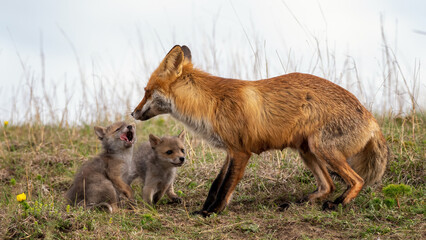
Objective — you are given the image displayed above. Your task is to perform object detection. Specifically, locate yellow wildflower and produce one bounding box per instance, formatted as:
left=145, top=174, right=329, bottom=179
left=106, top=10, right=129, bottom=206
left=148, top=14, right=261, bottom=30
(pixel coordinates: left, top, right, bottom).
left=16, top=193, right=26, bottom=202
left=4, top=121, right=8, bottom=127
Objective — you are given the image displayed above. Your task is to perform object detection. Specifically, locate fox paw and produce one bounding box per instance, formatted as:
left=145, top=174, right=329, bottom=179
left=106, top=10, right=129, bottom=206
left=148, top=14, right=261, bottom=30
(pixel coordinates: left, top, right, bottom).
left=123, top=191, right=133, bottom=200
left=322, top=201, right=338, bottom=211
left=278, top=202, right=290, bottom=211
left=296, top=195, right=310, bottom=204
left=191, top=210, right=211, bottom=218
left=169, top=197, right=183, bottom=204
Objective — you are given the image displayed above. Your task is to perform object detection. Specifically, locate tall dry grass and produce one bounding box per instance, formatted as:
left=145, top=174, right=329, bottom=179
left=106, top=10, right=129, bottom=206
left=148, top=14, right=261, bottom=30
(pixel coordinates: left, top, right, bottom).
left=2, top=19, right=423, bottom=134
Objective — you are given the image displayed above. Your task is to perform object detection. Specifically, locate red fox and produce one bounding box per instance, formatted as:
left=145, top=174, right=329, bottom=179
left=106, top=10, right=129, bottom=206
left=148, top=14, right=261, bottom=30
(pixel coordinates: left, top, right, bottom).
left=131, top=45, right=389, bottom=216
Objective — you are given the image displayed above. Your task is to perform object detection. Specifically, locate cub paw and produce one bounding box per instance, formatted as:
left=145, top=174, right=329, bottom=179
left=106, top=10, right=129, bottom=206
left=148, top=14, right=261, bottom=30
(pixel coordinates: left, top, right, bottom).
left=170, top=197, right=183, bottom=204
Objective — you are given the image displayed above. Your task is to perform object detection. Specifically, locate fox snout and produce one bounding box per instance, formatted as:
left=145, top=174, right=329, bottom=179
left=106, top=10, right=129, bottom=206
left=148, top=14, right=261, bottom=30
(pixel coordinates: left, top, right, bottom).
left=171, top=156, right=185, bottom=167
left=131, top=94, right=150, bottom=121
left=131, top=109, right=152, bottom=121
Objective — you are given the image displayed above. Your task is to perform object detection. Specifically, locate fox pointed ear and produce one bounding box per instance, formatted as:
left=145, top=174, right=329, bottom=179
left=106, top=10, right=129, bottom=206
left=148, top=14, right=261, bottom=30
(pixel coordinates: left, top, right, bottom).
left=160, top=45, right=184, bottom=78
left=181, top=45, right=191, bottom=63
left=178, top=130, right=185, bottom=140
left=149, top=134, right=162, bottom=148
left=94, top=126, right=106, bottom=140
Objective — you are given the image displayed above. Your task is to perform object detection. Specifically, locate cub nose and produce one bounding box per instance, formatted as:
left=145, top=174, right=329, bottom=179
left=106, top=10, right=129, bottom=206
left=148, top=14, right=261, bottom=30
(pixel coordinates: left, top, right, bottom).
left=179, top=157, right=185, bottom=162
left=127, top=125, right=133, bottom=130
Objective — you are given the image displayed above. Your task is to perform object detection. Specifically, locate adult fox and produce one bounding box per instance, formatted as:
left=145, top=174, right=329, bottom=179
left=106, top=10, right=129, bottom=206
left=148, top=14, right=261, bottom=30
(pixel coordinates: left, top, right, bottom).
left=131, top=45, right=388, bottom=216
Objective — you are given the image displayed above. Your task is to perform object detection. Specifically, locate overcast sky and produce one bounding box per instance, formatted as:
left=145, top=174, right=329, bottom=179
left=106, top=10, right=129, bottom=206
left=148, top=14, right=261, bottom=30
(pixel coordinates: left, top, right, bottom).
left=0, top=0, right=425, bottom=122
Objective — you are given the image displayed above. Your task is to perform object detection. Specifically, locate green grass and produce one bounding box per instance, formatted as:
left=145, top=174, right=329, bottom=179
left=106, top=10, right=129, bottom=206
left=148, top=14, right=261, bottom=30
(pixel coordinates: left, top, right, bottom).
left=0, top=114, right=425, bottom=239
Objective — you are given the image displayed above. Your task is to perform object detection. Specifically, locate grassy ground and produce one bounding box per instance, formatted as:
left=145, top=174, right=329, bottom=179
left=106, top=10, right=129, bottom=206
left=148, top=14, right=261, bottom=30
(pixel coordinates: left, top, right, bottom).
left=0, top=114, right=424, bottom=239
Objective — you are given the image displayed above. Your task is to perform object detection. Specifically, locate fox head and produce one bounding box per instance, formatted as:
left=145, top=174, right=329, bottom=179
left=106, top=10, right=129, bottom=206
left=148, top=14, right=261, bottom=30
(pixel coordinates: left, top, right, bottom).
left=94, top=121, right=136, bottom=153
left=131, top=45, right=192, bottom=121
left=149, top=131, right=186, bottom=167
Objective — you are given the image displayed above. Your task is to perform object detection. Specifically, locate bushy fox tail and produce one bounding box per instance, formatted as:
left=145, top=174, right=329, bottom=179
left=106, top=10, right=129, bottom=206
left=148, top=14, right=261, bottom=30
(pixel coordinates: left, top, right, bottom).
left=348, top=130, right=389, bottom=186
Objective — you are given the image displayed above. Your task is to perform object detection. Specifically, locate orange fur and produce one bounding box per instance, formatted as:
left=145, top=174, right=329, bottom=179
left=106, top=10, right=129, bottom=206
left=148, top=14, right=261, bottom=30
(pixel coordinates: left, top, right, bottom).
left=132, top=45, right=389, bottom=214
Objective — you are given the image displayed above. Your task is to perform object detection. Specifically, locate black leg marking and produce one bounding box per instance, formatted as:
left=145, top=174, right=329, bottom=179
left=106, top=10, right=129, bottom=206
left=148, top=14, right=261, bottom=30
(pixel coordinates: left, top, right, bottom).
left=201, top=156, right=231, bottom=211
left=206, top=160, right=235, bottom=213
left=202, top=174, right=223, bottom=209
left=279, top=202, right=290, bottom=211
left=168, top=197, right=182, bottom=204
left=322, top=187, right=349, bottom=211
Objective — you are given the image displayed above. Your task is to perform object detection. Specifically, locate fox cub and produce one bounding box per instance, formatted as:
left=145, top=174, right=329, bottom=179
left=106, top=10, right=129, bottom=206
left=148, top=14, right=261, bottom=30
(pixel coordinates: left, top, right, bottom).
left=123, top=131, right=186, bottom=205
left=65, top=121, right=136, bottom=213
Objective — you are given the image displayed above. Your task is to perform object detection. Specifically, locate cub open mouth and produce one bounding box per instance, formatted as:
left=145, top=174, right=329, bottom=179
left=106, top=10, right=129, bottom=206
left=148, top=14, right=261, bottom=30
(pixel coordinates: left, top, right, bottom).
left=120, top=131, right=134, bottom=143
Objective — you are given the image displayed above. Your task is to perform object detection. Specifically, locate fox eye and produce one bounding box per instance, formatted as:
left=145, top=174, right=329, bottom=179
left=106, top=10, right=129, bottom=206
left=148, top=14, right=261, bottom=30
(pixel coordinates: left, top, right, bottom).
left=166, top=150, right=173, bottom=155
left=114, top=127, right=121, bottom=132
left=181, top=149, right=185, bottom=154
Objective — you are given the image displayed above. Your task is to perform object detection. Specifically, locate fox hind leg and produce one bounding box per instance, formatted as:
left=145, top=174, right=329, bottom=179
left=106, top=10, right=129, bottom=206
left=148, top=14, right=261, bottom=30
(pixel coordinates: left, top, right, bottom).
left=280, top=147, right=336, bottom=210
left=86, top=180, right=119, bottom=213
left=298, top=148, right=335, bottom=203
left=311, top=146, right=364, bottom=210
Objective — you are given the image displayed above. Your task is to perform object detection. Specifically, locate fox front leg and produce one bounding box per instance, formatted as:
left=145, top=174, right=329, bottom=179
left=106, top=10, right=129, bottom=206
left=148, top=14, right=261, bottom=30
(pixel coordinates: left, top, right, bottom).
left=195, top=150, right=251, bottom=217
left=192, top=154, right=231, bottom=216
left=166, top=184, right=182, bottom=204
left=142, top=185, right=155, bottom=205
left=107, top=168, right=134, bottom=200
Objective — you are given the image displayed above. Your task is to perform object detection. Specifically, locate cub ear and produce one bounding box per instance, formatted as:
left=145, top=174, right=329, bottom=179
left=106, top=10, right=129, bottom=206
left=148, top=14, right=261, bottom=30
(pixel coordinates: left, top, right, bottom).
left=160, top=45, right=184, bottom=78
left=94, top=126, right=106, bottom=140
left=149, top=134, right=162, bottom=148
left=177, top=130, right=185, bottom=141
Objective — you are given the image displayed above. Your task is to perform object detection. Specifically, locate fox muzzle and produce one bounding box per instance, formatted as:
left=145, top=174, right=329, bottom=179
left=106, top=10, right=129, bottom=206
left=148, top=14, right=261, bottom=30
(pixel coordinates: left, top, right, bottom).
left=131, top=109, right=153, bottom=121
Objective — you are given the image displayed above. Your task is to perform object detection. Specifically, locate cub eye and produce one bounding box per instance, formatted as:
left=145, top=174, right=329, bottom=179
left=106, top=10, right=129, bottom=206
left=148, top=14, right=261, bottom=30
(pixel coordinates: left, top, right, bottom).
left=166, top=150, right=173, bottom=155
left=114, top=127, right=121, bottom=132
left=181, top=149, right=185, bottom=154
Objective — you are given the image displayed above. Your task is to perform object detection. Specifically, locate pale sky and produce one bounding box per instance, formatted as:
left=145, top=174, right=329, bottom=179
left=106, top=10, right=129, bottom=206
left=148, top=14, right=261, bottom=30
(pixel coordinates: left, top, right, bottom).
left=0, top=0, right=425, bottom=123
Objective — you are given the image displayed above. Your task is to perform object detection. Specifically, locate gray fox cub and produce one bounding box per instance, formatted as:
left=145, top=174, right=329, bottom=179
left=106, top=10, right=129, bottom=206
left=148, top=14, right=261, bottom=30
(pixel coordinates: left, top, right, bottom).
left=124, top=131, right=186, bottom=205
left=65, top=121, right=136, bottom=213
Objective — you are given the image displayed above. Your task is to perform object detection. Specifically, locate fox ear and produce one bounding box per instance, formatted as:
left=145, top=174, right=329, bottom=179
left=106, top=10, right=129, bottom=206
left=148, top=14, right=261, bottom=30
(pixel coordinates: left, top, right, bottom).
left=181, top=45, right=191, bottom=63
left=178, top=130, right=185, bottom=140
left=149, top=134, right=162, bottom=147
left=160, top=45, right=184, bottom=78
left=94, top=126, right=106, bottom=140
